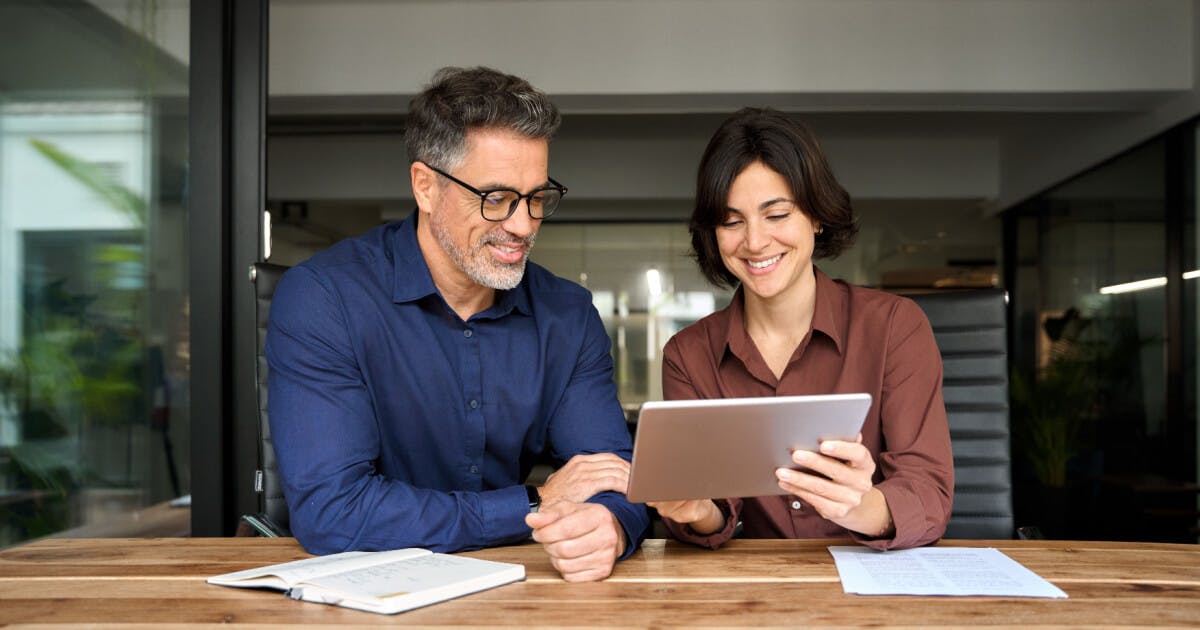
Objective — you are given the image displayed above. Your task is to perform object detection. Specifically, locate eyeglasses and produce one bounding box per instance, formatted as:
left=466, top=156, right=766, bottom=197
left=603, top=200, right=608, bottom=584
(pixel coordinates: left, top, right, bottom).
left=424, top=163, right=567, bottom=222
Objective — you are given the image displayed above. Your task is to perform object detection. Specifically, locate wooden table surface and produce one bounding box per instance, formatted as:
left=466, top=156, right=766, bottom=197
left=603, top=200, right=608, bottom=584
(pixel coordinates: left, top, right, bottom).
left=1, top=537, right=1198, bottom=628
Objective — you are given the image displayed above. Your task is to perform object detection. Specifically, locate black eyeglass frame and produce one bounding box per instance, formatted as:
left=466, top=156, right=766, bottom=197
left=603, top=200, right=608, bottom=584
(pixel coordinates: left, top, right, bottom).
left=424, top=162, right=568, bottom=222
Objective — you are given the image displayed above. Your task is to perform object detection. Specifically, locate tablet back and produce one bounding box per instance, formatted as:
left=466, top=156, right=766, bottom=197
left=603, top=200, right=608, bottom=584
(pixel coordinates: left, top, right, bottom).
left=625, top=393, right=872, bottom=503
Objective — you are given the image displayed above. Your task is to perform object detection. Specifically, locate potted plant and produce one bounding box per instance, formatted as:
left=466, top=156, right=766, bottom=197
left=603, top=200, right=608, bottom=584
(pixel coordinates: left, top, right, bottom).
left=1010, top=308, right=1143, bottom=538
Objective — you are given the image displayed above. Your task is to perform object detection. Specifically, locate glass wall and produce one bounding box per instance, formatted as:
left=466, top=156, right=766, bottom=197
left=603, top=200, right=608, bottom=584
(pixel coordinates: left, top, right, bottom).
left=532, top=223, right=735, bottom=408
left=1007, top=128, right=1198, bottom=543
left=269, top=204, right=1000, bottom=418
left=1191, top=121, right=1199, bottom=535
left=0, top=1, right=190, bottom=546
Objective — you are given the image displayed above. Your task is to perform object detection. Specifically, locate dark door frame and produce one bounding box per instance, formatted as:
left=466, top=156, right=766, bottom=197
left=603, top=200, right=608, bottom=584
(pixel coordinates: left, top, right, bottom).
left=189, top=0, right=266, bottom=536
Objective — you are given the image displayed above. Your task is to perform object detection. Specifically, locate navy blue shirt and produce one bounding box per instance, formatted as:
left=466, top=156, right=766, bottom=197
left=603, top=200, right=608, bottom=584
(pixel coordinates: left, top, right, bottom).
left=266, top=213, right=648, bottom=557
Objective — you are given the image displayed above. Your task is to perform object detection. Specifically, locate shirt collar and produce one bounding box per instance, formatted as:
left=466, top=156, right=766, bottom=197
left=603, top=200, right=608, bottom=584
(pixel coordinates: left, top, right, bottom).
left=811, top=267, right=846, bottom=356
left=719, top=266, right=847, bottom=364
left=390, top=211, right=532, bottom=318
left=391, top=212, right=439, bottom=304
left=490, top=279, right=532, bottom=318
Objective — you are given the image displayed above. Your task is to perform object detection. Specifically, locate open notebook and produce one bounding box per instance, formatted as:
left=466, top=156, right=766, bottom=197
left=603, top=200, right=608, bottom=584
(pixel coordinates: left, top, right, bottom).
left=207, top=548, right=525, bottom=615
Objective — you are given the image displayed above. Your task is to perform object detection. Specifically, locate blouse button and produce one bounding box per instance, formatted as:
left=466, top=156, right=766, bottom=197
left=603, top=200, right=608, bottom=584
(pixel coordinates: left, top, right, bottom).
left=463, top=329, right=473, bottom=338
left=791, top=500, right=803, bottom=510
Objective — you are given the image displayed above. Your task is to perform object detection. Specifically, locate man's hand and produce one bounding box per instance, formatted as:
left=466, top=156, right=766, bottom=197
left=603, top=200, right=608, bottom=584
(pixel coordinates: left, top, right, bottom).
left=646, top=499, right=725, bottom=535
left=526, top=501, right=626, bottom=582
left=538, top=453, right=630, bottom=508
left=775, top=434, right=895, bottom=538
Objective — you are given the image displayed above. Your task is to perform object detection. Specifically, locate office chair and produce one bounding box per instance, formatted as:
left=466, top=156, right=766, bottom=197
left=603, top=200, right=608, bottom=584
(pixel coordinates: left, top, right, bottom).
left=242, top=262, right=292, bottom=537
left=907, top=290, right=1015, bottom=539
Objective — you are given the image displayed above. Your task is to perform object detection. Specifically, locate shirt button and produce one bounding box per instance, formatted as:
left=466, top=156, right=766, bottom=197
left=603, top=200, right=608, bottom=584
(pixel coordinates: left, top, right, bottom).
left=463, top=329, right=473, bottom=338
left=791, top=500, right=803, bottom=510
left=470, top=465, right=479, bottom=474
left=469, top=399, right=479, bottom=409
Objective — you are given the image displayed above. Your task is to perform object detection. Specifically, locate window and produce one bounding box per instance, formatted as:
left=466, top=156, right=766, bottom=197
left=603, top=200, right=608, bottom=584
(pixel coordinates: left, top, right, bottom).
left=1006, top=129, right=1198, bottom=543
left=0, top=3, right=190, bottom=545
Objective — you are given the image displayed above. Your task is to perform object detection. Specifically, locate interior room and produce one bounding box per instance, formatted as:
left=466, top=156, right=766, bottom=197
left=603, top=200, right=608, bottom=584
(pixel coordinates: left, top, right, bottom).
left=0, top=3, right=1198, bottom=624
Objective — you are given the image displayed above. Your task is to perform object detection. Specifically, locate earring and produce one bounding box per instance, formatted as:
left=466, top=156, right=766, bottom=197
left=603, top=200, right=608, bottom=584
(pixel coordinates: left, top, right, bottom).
left=816, top=224, right=824, bottom=235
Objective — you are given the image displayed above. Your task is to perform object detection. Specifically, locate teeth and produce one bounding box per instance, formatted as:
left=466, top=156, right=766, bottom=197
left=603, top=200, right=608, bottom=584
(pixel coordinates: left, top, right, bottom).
left=748, top=255, right=781, bottom=269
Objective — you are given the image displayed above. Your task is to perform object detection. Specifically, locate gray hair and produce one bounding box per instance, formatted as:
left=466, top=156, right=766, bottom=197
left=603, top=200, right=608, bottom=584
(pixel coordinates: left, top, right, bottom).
left=405, top=66, right=561, bottom=171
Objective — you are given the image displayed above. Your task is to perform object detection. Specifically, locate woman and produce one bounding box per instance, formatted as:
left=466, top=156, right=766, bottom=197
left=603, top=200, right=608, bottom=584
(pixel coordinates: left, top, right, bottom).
left=648, top=108, right=953, bottom=550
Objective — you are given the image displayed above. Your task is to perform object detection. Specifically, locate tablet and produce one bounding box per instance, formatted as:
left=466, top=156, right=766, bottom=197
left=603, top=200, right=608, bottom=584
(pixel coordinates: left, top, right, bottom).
left=625, top=393, right=872, bottom=503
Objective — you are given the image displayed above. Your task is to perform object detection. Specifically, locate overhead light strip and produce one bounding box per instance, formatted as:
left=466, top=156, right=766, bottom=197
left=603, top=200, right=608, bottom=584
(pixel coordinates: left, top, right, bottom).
left=1099, top=270, right=1200, bottom=295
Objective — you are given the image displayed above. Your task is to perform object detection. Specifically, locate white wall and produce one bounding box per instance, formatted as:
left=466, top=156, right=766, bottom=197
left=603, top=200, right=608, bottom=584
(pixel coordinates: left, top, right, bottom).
left=268, top=124, right=999, bottom=203
left=270, top=0, right=1192, bottom=101
left=88, top=0, right=190, bottom=65
left=268, top=0, right=1198, bottom=213
left=997, top=79, right=1200, bottom=211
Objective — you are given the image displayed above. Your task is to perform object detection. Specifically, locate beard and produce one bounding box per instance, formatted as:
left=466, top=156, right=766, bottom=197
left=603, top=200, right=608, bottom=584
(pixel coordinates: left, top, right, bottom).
left=431, top=211, right=536, bottom=291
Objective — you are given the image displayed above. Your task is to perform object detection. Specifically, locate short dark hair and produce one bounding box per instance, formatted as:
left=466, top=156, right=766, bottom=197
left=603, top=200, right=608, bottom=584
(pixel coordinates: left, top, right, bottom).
left=690, top=107, right=858, bottom=288
left=405, top=66, right=561, bottom=170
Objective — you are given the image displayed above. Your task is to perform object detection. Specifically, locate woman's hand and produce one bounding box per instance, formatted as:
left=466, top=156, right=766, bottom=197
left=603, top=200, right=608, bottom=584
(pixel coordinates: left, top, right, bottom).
left=646, top=499, right=725, bottom=535
left=775, top=434, right=894, bottom=538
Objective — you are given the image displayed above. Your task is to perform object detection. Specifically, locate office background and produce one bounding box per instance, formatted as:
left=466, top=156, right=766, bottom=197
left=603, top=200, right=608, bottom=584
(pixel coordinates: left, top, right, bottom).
left=0, top=0, right=1196, bottom=546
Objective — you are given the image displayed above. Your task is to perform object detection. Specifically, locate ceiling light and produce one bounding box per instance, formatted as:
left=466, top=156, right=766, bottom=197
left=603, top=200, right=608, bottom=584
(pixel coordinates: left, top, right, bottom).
left=645, top=269, right=662, bottom=297
left=1099, top=270, right=1200, bottom=295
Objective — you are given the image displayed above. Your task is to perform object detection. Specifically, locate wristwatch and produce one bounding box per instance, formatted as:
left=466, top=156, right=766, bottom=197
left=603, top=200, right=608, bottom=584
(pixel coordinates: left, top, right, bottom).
left=525, top=485, right=541, bottom=513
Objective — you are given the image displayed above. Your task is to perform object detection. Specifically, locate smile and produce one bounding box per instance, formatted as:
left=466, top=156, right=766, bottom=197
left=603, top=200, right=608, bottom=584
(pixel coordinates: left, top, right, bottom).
left=488, top=242, right=528, bottom=264
left=747, top=254, right=782, bottom=269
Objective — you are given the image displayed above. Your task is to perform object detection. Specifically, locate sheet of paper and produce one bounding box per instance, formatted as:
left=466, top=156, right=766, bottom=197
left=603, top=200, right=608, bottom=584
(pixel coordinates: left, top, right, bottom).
left=828, top=546, right=1068, bottom=598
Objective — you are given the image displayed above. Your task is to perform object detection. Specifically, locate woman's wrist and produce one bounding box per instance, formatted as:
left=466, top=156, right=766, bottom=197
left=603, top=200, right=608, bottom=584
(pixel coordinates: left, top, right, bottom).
left=687, top=500, right=726, bottom=535
left=840, top=487, right=894, bottom=538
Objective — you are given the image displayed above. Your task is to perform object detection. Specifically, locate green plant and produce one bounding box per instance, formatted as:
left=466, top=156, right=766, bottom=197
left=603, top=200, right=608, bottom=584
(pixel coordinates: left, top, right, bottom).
left=28, top=140, right=146, bottom=225
left=0, top=140, right=149, bottom=543
left=1010, top=311, right=1143, bottom=488
left=1011, top=357, right=1095, bottom=488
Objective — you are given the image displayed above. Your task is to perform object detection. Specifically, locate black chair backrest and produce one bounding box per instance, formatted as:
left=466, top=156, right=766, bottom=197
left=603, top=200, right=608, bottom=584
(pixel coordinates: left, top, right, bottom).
left=251, top=262, right=291, bottom=535
left=907, top=289, right=1014, bottom=539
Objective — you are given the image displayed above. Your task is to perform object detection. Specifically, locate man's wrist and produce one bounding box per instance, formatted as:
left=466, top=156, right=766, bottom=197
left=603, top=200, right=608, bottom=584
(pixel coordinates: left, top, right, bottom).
left=524, top=485, right=542, bottom=513
left=610, top=510, right=627, bottom=558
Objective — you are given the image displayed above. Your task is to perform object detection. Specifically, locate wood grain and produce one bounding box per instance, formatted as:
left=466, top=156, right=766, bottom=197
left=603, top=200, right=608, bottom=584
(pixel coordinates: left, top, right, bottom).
left=1, top=538, right=1197, bottom=628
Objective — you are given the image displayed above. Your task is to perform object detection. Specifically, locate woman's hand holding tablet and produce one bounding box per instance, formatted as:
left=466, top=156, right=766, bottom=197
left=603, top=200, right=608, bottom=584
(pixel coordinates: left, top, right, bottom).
left=776, top=435, right=895, bottom=538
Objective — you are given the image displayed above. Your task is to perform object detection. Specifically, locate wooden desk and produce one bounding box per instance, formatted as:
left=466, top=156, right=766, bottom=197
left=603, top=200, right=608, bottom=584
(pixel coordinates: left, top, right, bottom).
left=1, top=538, right=1198, bottom=627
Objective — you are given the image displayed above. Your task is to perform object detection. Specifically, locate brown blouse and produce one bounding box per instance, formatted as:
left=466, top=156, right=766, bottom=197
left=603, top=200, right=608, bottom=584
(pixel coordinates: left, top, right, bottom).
left=660, top=268, right=953, bottom=550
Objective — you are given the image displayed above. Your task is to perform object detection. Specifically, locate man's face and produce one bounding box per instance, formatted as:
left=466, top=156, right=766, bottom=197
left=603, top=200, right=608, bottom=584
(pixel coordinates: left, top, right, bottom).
left=428, top=129, right=549, bottom=290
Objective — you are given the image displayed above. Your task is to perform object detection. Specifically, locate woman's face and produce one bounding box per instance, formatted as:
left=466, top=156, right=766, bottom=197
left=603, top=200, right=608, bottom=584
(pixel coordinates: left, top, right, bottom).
left=716, top=161, right=820, bottom=302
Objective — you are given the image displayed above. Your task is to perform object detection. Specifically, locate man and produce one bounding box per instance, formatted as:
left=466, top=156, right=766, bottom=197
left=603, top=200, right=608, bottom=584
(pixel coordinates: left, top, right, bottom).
left=266, top=67, right=648, bottom=582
